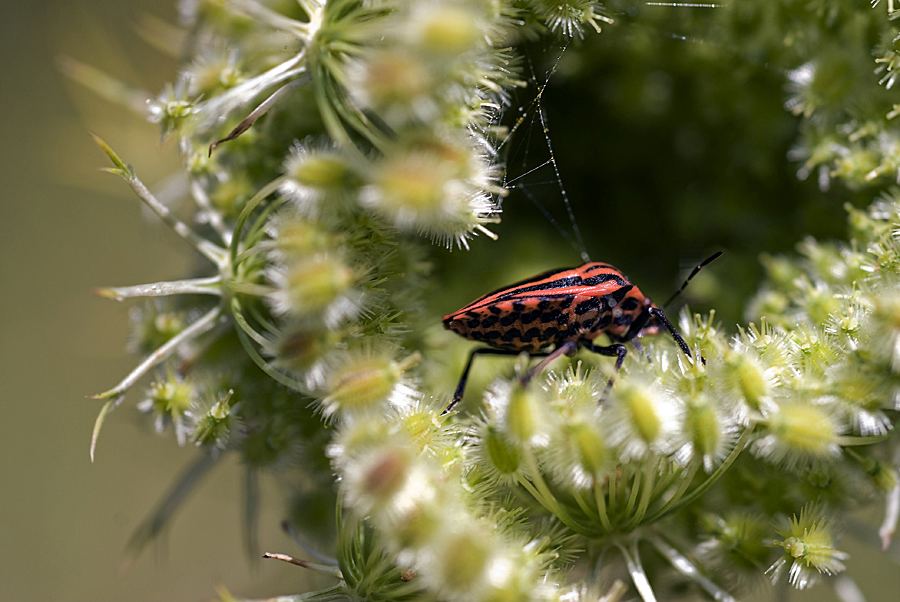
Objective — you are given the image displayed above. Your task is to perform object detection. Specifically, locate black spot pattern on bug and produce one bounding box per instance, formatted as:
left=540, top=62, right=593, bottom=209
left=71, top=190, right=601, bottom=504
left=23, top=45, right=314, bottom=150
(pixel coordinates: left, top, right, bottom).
left=575, top=297, right=602, bottom=315
left=523, top=310, right=542, bottom=324
left=541, top=327, right=559, bottom=341
left=610, top=285, right=633, bottom=303
left=541, top=310, right=562, bottom=324
left=621, top=297, right=640, bottom=311
left=488, top=305, right=502, bottom=315
left=485, top=330, right=501, bottom=340
left=522, top=327, right=540, bottom=341
left=500, top=312, right=521, bottom=327
left=595, top=313, right=612, bottom=329
left=480, top=315, right=499, bottom=328
left=465, top=310, right=479, bottom=318
left=538, top=300, right=551, bottom=310
left=501, top=328, right=522, bottom=342
left=466, top=318, right=480, bottom=328
left=615, top=313, right=634, bottom=327
left=558, top=297, right=573, bottom=310
left=512, top=302, right=525, bottom=312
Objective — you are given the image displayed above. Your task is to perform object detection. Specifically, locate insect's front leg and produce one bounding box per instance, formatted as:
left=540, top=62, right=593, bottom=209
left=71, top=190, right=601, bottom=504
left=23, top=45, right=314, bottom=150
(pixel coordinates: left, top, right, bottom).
left=647, top=307, right=692, bottom=358
left=582, top=341, right=628, bottom=403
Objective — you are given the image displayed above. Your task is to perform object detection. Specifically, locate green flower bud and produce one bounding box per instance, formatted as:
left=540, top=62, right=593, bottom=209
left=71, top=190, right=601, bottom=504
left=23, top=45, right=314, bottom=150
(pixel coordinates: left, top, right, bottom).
left=768, top=505, right=848, bottom=589
left=433, top=525, right=492, bottom=591
left=345, top=445, right=413, bottom=513
left=619, top=382, right=662, bottom=444
left=321, top=353, right=415, bottom=418
left=754, top=402, right=842, bottom=470
left=683, top=394, right=725, bottom=471
left=192, top=390, right=236, bottom=448
left=485, top=425, right=522, bottom=477
left=724, top=350, right=773, bottom=416
left=282, top=145, right=359, bottom=213
left=415, top=4, right=484, bottom=56
left=270, top=255, right=358, bottom=326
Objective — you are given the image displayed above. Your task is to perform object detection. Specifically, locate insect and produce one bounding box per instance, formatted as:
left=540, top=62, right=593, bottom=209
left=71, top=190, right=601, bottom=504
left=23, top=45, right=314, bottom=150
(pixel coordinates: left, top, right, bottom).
left=442, top=252, right=722, bottom=413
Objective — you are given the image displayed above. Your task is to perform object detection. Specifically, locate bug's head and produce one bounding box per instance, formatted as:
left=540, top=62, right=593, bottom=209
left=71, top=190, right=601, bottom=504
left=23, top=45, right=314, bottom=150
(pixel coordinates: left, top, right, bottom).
left=442, top=314, right=468, bottom=336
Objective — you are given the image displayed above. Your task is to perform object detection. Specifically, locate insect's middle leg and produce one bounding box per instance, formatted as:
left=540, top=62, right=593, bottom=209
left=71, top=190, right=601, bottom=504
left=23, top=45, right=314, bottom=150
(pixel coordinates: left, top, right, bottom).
left=582, top=341, right=628, bottom=403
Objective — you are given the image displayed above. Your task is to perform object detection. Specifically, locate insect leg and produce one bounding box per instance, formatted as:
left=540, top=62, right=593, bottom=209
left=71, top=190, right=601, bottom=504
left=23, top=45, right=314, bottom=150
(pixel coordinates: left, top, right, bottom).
left=444, top=348, right=545, bottom=414
left=582, top=341, right=628, bottom=403
left=521, top=340, right=578, bottom=386
left=647, top=307, right=698, bottom=361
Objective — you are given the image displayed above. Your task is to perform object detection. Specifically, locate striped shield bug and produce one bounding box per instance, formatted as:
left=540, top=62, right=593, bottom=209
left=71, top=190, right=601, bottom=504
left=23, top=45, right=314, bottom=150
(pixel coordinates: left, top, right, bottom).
left=442, top=252, right=722, bottom=413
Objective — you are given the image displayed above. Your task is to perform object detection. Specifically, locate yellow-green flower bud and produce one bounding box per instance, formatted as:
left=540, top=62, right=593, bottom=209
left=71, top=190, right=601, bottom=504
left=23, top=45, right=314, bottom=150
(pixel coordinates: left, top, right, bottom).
left=347, top=446, right=412, bottom=512
left=505, top=385, right=541, bottom=443
left=414, top=5, right=484, bottom=56
left=322, top=355, right=408, bottom=417
left=724, top=350, right=773, bottom=415
left=209, top=174, right=253, bottom=218
left=754, top=402, right=841, bottom=470
left=433, top=525, right=492, bottom=591
left=768, top=505, right=848, bottom=589
left=619, top=383, right=662, bottom=445
left=271, top=215, right=338, bottom=260
left=271, top=255, right=357, bottom=325
left=485, top=425, right=522, bottom=476
left=192, top=391, right=235, bottom=448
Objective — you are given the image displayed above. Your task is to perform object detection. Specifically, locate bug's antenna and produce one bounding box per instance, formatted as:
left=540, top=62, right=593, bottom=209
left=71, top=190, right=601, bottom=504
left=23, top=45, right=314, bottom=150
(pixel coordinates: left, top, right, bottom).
left=662, top=251, right=723, bottom=309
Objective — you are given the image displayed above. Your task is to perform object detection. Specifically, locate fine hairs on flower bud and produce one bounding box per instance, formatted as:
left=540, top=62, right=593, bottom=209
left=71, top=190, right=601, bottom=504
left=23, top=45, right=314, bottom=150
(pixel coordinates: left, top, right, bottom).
left=826, top=362, right=892, bottom=436
left=267, top=211, right=340, bottom=263
left=753, top=401, right=843, bottom=471
left=680, top=392, right=739, bottom=472
left=137, top=370, right=196, bottom=446
left=523, top=0, right=613, bottom=37
left=267, top=254, right=360, bottom=328
left=319, top=350, right=419, bottom=419
left=358, top=140, right=501, bottom=249
left=343, top=443, right=414, bottom=515
left=722, top=348, right=777, bottom=419
left=546, top=418, right=608, bottom=490
left=697, top=512, right=774, bottom=592
left=192, top=389, right=238, bottom=449
left=126, top=304, right=186, bottom=354
left=485, top=377, right=548, bottom=446
left=767, top=504, right=848, bottom=589
left=605, top=378, right=678, bottom=461
left=281, top=142, right=359, bottom=216
left=351, top=50, right=434, bottom=125
left=483, top=424, right=524, bottom=479
left=405, top=1, right=489, bottom=58
left=424, top=520, right=495, bottom=596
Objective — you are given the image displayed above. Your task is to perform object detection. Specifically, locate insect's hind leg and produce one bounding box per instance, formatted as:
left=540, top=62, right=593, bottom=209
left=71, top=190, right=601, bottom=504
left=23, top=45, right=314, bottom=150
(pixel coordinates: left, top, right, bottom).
left=521, top=340, right=578, bottom=386
left=444, top=348, right=546, bottom=415
left=582, top=342, right=628, bottom=403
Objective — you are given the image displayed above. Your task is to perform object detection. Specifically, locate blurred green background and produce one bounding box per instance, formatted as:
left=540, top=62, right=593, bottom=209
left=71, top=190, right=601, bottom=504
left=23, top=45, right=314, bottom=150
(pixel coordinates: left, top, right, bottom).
left=1, top=1, right=896, bottom=601
left=0, top=2, right=329, bottom=600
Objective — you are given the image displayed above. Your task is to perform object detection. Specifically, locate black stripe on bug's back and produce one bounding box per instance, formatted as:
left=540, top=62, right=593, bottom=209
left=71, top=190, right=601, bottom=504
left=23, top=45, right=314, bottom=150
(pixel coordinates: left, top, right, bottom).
left=500, top=272, right=628, bottom=299
left=582, top=263, right=617, bottom=274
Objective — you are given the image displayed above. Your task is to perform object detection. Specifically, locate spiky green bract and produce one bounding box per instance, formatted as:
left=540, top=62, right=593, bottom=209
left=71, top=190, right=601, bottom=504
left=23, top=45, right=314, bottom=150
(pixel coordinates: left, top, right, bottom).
left=768, top=505, right=848, bottom=589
